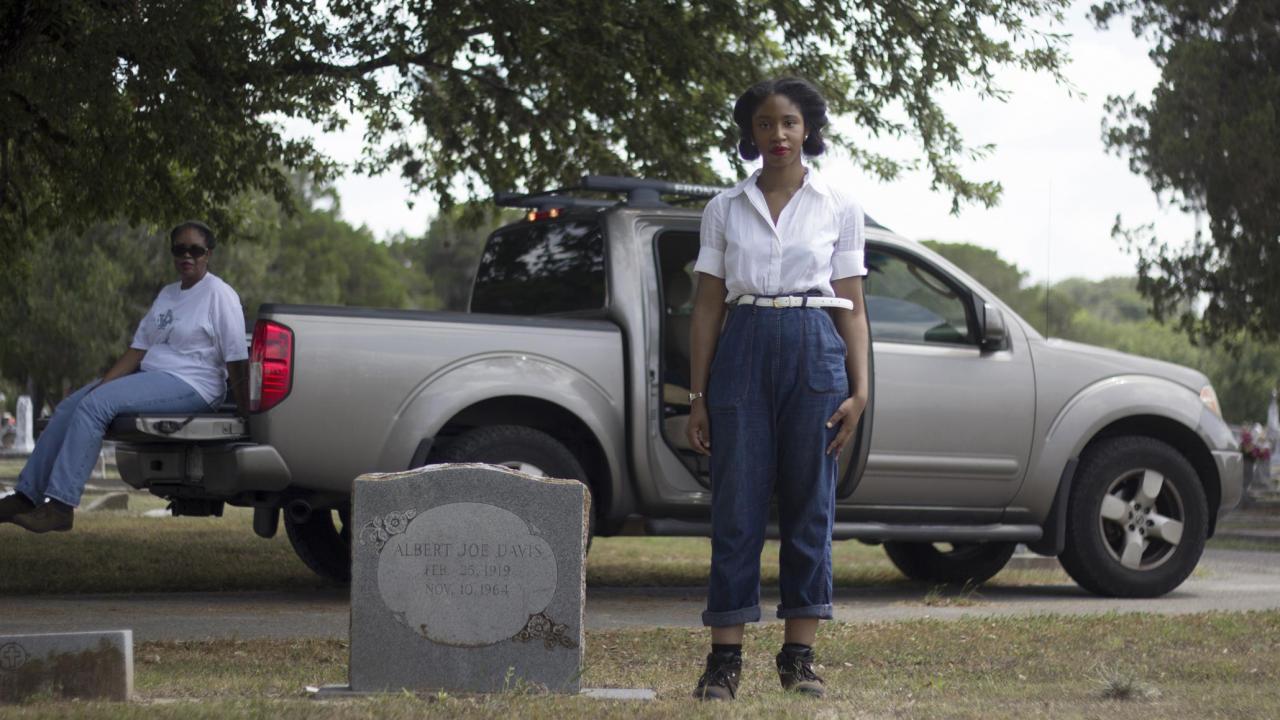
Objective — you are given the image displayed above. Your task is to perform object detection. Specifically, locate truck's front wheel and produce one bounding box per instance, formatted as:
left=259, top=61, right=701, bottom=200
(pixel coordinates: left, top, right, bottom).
left=285, top=504, right=352, bottom=583
left=1058, top=436, right=1208, bottom=598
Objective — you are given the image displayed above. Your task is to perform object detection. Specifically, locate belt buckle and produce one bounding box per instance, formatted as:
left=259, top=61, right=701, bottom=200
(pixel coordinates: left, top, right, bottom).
left=772, top=297, right=787, bottom=308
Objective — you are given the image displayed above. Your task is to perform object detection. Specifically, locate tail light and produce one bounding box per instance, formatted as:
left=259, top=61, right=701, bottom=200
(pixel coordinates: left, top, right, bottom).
left=250, top=319, right=293, bottom=413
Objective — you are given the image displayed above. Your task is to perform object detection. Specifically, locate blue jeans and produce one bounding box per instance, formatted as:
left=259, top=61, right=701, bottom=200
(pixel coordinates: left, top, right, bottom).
left=17, top=372, right=211, bottom=507
left=702, top=305, right=849, bottom=627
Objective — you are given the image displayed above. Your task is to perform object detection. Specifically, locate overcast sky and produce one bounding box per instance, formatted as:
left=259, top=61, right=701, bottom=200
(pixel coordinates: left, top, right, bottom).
left=311, top=1, right=1190, bottom=284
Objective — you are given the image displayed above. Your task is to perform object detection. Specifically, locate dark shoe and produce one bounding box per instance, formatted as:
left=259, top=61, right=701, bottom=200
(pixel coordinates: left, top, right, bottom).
left=0, top=493, right=36, bottom=522
left=777, top=647, right=825, bottom=697
left=11, top=502, right=74, bottom=533
left=692, top=651, right=741, bottom=701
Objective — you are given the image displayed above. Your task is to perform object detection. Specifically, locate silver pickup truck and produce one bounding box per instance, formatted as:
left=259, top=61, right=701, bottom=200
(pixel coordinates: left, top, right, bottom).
left=110, top=176, right=1242, bottom=598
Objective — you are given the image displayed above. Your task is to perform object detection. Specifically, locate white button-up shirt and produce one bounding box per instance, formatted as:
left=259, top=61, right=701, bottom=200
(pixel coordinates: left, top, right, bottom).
left=693, top=165, right=867, bottom=300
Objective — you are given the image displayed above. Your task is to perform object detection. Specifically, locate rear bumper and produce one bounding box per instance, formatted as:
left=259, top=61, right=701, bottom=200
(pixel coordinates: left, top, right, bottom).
left=115, top=443, right=292, bottom=497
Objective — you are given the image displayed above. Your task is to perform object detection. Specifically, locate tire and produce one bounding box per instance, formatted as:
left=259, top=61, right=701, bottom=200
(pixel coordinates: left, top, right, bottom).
left=285, top=503, right=352, bottom=583
left=883, top=541, right=1016, bottom=584
left=1058, top=436, right=1208, bottom=598
left=437, top=425, right=595, bottom=540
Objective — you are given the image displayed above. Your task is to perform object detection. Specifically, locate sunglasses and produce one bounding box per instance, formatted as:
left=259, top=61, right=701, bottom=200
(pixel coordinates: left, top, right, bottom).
left=171, top=244, right=209, bottom=259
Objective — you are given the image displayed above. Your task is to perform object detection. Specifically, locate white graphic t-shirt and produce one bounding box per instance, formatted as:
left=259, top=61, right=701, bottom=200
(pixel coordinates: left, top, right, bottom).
left=131, top=273, right=249, bottom=405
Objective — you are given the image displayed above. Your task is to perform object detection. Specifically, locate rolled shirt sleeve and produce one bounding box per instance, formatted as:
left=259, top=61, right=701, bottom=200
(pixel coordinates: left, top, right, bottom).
left=692, top=194, right=727, bottom=278
left=130, top=302, right=156, bottom=351
left=214, top=286, right=249, bottom=363
left=831, top=195, right=867, bottom=279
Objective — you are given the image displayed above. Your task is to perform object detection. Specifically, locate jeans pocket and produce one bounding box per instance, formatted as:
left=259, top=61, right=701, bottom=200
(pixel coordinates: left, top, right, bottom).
left=707, top=309, right=754, bottom=410
left=805, top=311, right=849, bottom=395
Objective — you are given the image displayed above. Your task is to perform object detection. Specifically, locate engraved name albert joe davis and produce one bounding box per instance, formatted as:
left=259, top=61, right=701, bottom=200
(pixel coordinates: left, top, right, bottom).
left=363, top=501, right=572, bottom=648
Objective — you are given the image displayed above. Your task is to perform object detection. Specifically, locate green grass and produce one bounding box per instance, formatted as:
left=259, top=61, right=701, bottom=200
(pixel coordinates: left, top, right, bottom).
left=0, top=501, right=1072, bottom=595
left=1207, top=536, right=1280, bottom=552
left=1, top=611, right=1278, bottom=717
left=0, top=457, right=28, bottom=478
left=0, top=497, right=334, bottom=595
left=0, top=458, right=121, bottom=484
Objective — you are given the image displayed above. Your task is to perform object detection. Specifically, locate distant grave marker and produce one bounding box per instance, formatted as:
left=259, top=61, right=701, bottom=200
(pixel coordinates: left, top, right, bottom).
left=14, top=396, right=34, bottom=453
left=0, top=630, right=133, bottom=703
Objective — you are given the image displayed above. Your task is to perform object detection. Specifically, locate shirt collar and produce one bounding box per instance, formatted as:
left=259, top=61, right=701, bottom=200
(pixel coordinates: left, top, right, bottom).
left=722, top=169, right=760, bottom=198
left=722, top=163, right=832, bottom=198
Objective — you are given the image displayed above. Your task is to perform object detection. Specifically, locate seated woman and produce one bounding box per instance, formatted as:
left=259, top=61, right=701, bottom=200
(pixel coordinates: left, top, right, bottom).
left=0, top=221, right=249, bottom=533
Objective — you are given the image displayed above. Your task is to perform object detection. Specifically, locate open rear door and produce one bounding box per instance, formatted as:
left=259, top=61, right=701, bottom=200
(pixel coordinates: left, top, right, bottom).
left=837, top=284, right=874, bottom=498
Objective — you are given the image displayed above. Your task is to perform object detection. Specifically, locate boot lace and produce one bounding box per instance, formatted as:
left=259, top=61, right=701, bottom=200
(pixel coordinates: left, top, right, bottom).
left=781, top=654, right=823, bottom=683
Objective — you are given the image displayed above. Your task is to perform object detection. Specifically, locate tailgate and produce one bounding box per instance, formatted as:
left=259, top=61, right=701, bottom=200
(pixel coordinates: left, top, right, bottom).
left=107, top=413, right=247, bottom=443
left=110, top=412, right=289, bottom=496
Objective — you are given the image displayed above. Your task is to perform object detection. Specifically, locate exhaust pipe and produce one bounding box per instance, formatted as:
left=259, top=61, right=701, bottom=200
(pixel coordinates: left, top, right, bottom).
left=286, top=499, right=313, bottom=525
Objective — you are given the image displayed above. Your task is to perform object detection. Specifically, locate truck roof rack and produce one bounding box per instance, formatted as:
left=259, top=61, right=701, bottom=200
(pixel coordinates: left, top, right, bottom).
left=495, top=175, right=727, bottom=211
left=494, top=173, right=887, bottom=229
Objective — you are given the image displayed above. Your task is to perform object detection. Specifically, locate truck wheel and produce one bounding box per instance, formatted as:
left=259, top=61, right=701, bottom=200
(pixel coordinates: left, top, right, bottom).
left=285, top=504, right=352, bottom=584
left=883, top=541, right=1016, bottom=584
left=438, top=425, right=595, bottom=541
left=1058, top=436, right=1208, bottom=598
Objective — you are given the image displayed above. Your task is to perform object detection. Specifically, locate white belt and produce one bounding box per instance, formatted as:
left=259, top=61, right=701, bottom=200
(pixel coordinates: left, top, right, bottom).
left=734, top=294, right=854, bottom=310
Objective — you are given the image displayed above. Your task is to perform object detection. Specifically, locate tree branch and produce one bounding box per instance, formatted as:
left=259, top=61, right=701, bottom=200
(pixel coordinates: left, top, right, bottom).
left=7, top=90, right=75, bottom=147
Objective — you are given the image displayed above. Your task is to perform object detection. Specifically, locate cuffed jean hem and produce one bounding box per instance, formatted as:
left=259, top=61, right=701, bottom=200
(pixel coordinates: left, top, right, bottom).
left=42, top=489, right=80, bottom=507
left=701, top=606, right=762, bottom=627
left=776, top=603, right=834, bottom=620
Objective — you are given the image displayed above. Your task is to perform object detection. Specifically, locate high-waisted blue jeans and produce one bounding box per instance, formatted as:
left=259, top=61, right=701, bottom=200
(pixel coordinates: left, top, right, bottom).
left=702, top=304, right=848, bottom=627
left=16, top=372, right=211, bottom=507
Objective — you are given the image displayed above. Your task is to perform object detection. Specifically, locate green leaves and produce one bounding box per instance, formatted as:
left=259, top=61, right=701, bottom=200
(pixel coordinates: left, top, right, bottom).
left=1095, top=0, right=1280, bottom=342
left=1, top=0, right=1072, bottom=262
left=0, top=174, right=437, bottom=402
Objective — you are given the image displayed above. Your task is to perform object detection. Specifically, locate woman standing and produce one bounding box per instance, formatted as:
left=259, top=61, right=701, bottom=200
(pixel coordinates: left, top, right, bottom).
left=0, top=221, right=249, bottom=533
left=686, top=77, right=871, bottom=700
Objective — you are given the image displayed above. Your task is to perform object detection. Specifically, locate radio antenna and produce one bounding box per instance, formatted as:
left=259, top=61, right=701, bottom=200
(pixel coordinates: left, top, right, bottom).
left=1045, top=178, right=1053, bottom=338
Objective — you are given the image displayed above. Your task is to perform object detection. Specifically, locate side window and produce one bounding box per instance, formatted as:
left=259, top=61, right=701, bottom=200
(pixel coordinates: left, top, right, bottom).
left=470, top=220, right=605, bottom=315
left=865, top=249, right=974, bottom=345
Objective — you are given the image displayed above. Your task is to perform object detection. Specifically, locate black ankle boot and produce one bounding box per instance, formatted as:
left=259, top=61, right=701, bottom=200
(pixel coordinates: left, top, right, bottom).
left=692, top=650, right=742, bottom=701
left=0, top=492, right=36, bottom=522
left=777, top=645, right=825, bottom=697
left=11, top=501, right=74, bottom=533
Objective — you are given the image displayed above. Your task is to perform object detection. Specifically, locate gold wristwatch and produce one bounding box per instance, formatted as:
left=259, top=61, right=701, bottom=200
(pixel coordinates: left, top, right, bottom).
left=688, top=391, right=705, bottom=403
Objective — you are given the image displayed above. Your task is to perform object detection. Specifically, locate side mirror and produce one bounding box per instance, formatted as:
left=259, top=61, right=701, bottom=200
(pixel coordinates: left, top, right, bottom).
left=980, top=302, right=1008, bottom=351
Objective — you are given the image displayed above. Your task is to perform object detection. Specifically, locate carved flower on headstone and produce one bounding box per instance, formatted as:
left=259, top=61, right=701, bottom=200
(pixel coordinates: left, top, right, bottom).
left=384, top=510, right=409, bottom=534
left=359, top=509, right=420, bottom=551
left=526, top=613, right=551, bottom=635
left=359, top=524, right=384, bottom=549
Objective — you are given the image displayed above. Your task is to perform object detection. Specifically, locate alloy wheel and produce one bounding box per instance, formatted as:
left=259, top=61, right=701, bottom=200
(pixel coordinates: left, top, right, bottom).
left=1098, top=468, right=1185, bottom=571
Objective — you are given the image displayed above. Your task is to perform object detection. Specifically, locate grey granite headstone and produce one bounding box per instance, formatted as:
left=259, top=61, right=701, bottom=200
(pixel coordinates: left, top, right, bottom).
left=349, top=463, right=588, bottom=694
left=0, top=630, right=133, bottom=703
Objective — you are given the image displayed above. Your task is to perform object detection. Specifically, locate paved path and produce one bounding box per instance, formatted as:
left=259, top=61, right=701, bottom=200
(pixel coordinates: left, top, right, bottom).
left=2, top=549, right=1278, bottom=642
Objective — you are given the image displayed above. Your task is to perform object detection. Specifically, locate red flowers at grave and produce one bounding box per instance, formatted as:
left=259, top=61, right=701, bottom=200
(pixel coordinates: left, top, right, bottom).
left=1240, top=427, right=1272, bottom=462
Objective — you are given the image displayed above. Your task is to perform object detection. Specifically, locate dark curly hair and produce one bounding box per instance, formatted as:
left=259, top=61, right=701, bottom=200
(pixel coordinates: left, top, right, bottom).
left=169, top=220, right=217, bottom=250
left=733, top=77, right=829, bottom=160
